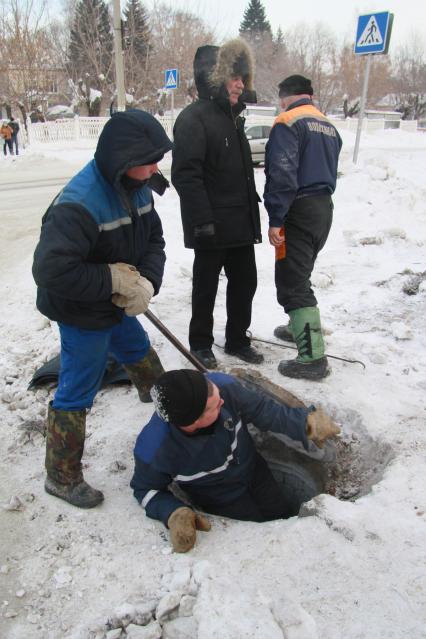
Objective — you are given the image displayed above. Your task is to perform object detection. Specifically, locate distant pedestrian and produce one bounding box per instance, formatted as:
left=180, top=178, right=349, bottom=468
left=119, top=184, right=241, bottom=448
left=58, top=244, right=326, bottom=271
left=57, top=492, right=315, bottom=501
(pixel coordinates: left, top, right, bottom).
left=1, top=122, right=13, bottom=156
left=8, top=117, right=20, bottom=155
left=264, top=75, right=342, bottom=380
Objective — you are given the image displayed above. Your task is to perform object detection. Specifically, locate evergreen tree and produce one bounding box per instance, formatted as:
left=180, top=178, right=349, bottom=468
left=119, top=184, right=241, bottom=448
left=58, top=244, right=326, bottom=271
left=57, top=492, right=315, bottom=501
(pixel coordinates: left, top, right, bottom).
left=123, top=0, right=150, bottom=60
left=239, top=0, right=271, bottom=38
left=275, top=26, right=284, bottom=47
left=68, top=0, right=113, bottom=84
left=273, top=26, right=286, bottom=56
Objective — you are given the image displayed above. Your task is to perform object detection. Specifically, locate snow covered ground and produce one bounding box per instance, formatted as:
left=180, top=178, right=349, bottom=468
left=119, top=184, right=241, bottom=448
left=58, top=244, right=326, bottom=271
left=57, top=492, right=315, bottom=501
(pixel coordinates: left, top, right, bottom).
left=0, top=127, right=425, bottom=639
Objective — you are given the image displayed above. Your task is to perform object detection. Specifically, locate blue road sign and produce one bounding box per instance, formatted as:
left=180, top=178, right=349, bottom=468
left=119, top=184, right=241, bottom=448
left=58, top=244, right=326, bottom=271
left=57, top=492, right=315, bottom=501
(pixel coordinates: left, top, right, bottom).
left=165, top=69, right=179, bottom=89
left=354, top=12, right=393, bottom=55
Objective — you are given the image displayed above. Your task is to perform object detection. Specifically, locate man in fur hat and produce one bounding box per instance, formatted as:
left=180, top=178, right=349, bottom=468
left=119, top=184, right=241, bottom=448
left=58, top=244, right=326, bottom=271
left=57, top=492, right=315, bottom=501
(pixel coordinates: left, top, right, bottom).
left=172, top=39, right=264, bottom=370
left=264, top=75, right=342, bottom=381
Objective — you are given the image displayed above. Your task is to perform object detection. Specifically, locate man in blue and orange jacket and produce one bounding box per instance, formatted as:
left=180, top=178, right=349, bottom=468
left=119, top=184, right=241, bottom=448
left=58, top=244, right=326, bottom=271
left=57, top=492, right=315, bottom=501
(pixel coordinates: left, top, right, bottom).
left=131, top=369, right=340, bottom=552
left=264, top=75, right=342, bottom=381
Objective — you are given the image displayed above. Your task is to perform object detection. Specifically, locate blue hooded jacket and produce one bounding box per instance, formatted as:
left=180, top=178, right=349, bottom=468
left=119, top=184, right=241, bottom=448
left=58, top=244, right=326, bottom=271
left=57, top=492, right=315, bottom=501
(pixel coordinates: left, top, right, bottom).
left=32, top=110, right=172, bottom=329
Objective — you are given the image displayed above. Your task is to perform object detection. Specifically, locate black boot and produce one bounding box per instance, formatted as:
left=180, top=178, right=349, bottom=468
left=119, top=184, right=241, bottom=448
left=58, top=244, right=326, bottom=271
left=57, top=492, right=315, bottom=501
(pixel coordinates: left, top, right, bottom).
left=224, top=344, right=264, bottom=364
left=273, top=323, right=294, bottom=343
left=190, top=349, right=217, bottom=369
left=278, top=357, right=330, bottom=380
left=45, top=477, right=104, bottom=509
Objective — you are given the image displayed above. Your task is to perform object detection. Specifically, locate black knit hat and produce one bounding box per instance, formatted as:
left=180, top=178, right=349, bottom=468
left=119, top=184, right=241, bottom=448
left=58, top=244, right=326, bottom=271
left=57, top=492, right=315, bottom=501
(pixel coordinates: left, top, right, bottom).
left=278, top=75, right=313, bottom=98
left=151, top=370, right=209, bottom=427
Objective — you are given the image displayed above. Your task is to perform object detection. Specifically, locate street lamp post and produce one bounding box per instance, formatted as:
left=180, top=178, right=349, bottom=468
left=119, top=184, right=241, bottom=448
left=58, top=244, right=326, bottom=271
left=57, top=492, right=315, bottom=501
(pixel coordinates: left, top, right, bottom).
left=112, top=0, right=126, bottom=112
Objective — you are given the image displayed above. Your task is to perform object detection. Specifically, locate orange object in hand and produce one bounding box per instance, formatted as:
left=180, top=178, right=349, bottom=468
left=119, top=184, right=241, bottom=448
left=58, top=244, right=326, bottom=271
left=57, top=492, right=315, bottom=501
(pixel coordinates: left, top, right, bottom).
left=275, top=227, right=286, bottom=261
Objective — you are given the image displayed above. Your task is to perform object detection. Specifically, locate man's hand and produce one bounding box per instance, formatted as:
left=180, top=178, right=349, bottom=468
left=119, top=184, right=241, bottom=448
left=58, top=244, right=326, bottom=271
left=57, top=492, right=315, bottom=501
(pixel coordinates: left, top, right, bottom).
left=111, top=277, right=154, bottom=316
left=306, top=408, right=341, bottom=448
left=268, top=227, right=285, bottom=247
left=109, top=263, right=140, bottom=297
left=167, top=506, right=211, bottom=553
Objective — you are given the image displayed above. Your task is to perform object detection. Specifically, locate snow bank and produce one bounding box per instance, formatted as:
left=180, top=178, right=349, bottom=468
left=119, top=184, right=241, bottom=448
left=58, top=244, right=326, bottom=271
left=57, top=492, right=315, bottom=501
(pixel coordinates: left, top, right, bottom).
left=0, top=128, right=425, bottom=638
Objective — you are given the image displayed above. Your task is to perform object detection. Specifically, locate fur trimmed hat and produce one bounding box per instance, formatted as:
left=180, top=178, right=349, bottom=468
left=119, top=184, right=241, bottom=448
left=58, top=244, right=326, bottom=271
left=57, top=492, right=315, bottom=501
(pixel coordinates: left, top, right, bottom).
left=209, top=38, right=254, bottom=92
left=151, top=369, right=209, bottom=427
left=278, top=75, right=313, bottom=98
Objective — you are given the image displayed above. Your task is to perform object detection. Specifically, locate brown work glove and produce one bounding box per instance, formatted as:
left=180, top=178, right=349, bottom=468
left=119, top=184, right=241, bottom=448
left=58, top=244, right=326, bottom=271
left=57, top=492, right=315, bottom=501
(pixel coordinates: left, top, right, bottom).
left=111, top=277, right=154, bottom=316
left=167, top=506, right=211, bottom=553
left=109, top=262, right=140, bottom=297
left=306, top=408, right=341, bottom=448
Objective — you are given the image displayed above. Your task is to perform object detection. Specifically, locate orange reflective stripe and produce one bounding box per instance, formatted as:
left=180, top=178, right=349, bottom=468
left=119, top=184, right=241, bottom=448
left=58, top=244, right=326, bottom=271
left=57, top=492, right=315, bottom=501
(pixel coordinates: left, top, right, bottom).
left=273, top=104, right=331, bottom=128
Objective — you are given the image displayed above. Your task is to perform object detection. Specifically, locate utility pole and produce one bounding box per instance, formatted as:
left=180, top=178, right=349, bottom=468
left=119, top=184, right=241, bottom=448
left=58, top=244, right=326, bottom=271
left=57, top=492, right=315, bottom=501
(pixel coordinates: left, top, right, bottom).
left=112, top=0, right=126, bottom=112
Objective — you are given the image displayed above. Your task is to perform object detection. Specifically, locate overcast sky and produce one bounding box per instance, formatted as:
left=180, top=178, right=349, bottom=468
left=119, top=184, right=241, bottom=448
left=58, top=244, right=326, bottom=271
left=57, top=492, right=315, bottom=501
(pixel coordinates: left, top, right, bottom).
left=144, top=0, right=425, bottom=50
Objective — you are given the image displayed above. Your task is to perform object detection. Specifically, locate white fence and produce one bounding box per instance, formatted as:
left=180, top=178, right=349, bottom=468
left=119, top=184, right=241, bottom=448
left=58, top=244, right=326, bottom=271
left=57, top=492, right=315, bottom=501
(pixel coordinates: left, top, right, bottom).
left=23, top=114, right=421, bottom=146
left=25, top=115, right=174, bottom=145
left=332, top=117, right=419, bottom=133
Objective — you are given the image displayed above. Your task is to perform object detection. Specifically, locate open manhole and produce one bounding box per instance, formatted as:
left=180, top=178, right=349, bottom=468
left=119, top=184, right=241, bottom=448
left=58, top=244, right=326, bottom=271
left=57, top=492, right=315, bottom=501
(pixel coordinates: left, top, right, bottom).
left=233, top=368, right=395, bottom=516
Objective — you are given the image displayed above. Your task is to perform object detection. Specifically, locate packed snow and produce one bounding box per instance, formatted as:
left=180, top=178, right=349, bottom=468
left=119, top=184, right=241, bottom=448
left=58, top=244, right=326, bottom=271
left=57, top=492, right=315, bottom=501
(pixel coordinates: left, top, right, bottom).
left=0, top=126, right=425, bottom=639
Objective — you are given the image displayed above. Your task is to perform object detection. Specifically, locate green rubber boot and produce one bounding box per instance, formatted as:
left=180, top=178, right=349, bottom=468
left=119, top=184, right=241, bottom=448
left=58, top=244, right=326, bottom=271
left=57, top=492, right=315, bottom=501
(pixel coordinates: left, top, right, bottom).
left=123, top=346, right=165, bottom=403
left=45, top=404, right=104, bottom=508
left=278, top=307, right=329, bottom=380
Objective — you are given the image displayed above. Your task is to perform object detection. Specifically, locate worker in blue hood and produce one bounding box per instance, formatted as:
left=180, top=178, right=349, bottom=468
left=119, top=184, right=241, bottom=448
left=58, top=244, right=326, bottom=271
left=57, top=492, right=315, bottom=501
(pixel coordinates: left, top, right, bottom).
left=32, top=110, right=172, bottom=509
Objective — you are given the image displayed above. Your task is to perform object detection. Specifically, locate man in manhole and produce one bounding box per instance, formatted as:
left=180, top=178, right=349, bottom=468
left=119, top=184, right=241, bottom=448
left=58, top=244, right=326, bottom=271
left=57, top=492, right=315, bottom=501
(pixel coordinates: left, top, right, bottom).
left=131, top=369, right=340, bottom=552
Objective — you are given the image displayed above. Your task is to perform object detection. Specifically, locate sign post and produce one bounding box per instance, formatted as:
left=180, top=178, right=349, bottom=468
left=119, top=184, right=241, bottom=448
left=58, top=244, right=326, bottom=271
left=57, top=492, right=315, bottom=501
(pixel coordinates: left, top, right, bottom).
left=164, top=68, right=179, bottom=126
left=353, top=11, right=394, bottom=163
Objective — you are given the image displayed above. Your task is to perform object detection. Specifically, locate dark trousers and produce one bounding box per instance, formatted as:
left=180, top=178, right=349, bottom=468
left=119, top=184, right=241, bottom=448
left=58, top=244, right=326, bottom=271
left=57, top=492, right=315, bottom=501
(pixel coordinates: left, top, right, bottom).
left=190, top=245, right=257, bottom=351
left=3, top=139, right=13, bottom=156
left=12, top=134, right=18, bottom=155
left=202, top=453, right=291, bottom=522
left=275, top=195, right=333, bottom=313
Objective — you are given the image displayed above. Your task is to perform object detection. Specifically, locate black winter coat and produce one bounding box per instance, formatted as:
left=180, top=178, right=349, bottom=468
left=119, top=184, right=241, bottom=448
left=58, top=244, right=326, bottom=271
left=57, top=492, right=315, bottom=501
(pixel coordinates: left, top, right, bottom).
left=32, top=110, right=172, bottom=330
left=171, top=97, right=262, bottom=250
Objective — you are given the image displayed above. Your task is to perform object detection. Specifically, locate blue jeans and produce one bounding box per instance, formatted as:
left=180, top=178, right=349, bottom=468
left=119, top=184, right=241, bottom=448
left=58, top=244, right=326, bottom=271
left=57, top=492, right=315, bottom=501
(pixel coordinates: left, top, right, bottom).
left=53, top=316, right=150, bottom=411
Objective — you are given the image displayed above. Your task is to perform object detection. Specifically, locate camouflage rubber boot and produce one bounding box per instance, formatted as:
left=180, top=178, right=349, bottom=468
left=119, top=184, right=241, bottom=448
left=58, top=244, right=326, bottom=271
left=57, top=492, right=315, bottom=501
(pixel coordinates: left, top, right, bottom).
left=45, top=403, right=104, bottom=508
left=123, top=346, right=165, bottom=403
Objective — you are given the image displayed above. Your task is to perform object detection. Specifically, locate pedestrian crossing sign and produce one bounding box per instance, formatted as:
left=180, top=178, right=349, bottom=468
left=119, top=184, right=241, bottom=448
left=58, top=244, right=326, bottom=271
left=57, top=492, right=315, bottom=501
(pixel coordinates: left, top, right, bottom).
left=354, top=12, right=393, bottom=55
left=165, top=69, right=179, bottom=89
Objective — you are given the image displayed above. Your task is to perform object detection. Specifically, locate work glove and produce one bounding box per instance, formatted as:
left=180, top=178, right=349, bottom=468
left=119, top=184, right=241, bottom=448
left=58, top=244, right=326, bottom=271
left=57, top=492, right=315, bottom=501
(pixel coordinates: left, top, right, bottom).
left=194, top=222, right=216, bottom=248
left=111, top=277, right=154, bottom=316
left=167, top=506, right=211, bottom=553
left=109, top=262, right=140, bottom=297
left=306, top=408, right=341, bottom=448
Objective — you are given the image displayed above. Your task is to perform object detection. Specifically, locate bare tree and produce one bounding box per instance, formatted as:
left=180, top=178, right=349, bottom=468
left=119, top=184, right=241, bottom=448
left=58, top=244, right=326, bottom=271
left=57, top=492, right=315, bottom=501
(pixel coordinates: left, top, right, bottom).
left=121, top=0, right=152, bottom=107
left=278, top=23, right=339, bottom=113
left=391, top=33, right=426, bottom=119
left=0, top=0, right=62, bottom=123
left=147, top=3, right=215, bottom=112
left=238, top=27, right=286, bottom=105
left=338, top=43, right=393, bottom=116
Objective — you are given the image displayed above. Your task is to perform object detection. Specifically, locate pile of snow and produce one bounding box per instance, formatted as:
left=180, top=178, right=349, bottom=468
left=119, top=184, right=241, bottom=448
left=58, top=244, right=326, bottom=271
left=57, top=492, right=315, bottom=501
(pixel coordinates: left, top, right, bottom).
left=46, top=105, right=75, bottom=120
left=0, top=127, right=425, bottom=638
